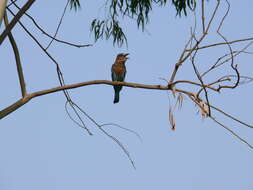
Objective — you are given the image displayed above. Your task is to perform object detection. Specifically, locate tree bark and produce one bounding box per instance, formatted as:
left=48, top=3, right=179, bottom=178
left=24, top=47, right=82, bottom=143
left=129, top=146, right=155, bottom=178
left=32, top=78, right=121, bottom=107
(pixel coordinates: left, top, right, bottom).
left=0, top=0, right=7, bottom=27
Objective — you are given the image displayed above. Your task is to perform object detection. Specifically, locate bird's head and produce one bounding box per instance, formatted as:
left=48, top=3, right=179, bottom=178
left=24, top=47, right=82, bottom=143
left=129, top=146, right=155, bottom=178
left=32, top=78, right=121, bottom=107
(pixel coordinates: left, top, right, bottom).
left=116, top=53, right=129, bottom=63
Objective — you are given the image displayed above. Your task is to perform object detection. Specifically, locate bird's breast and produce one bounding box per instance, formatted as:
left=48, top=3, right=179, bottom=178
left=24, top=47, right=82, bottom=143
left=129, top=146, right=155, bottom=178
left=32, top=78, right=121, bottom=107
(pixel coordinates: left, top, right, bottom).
left=112, top=63, right=126, bottom=76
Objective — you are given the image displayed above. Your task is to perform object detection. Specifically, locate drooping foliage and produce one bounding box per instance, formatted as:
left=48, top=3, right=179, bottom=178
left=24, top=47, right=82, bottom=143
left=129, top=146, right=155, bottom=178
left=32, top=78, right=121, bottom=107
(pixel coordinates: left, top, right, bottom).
left=70, top=0, right=197, bottom=46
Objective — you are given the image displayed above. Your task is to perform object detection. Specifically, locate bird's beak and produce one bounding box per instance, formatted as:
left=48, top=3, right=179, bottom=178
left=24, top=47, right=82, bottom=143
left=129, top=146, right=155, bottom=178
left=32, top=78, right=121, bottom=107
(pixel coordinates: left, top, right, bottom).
left=124, top=53, right=129, bottom=59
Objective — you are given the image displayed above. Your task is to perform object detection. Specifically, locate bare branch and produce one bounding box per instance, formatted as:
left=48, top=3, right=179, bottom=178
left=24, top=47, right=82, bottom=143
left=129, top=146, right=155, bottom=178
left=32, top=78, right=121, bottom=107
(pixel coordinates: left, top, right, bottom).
left=201, top=0, right=205, bottom=33
left=186, top=37, right=253, bottom=51
left=10, top=1, right=92, bottom=48
left=210, top=105, right=253, bottom=129
left=46, top=0, right=69, bottom=50
left=188, top=95, right=253, bottom=149
left=169, top=0, right=221, bottom=84
left=4, top=13, right=27, bottom=97
left=172, top=80, right=217, bottom=91
left=210, top=116, right=253, bottom=149
left=0, top=96, right=31, bottom=119
left=224, top=75, right=253, bottom=85
left=6, top=6, right=137, bottom=168
left=100, top=123, right=142, bottom=142
left=201, top=44, right=253, bottom=78
left=0, top=80, right=196, bottom=119
left=191, top=49, right=211, bottom=116
left=205, top=0, right=220, bottom=33
left=0, top=0, right=7, bottom=26
left=31, top=80, right=174, bottom=97
left=71, top=102, right=136, bottom=169
left=65, top=101, right=93, bottom=135
left=0, top=0, right=36, bottom=45
left=216, top=0, right=239, bottom=90
left=7, top=0, right=18, bottom=8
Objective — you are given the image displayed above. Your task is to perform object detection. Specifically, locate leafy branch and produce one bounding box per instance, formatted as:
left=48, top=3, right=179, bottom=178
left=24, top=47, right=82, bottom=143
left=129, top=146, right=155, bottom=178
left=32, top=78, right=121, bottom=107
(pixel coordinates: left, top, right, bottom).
left=69, top=0, right=198, bottom=46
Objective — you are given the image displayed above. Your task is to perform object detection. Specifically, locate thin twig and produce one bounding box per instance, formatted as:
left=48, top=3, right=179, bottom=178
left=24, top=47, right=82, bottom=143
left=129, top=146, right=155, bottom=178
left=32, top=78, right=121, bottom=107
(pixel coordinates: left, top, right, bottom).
left=188, top=96, right=253, bottom=149
left=188, top=95, right=253, bottom=149
left=46, top=0, right=69, bottom=50
left=190, top=44, right=211, bottom=116
left=209, top=116, right=253, bottom=149
left=7, top=0, right=18, bottom=8
left=201, top=0, right=205, bottom=33
left=210, top=105, right=253, bottom=129
left=0, top=0, right=36, bottom=45
left=216, top=0, right=239, bottom=90
left=72, top=102, right=136, bottom=169
left=7, top=7, right=137, bottom=167
left=100, top=123, right=142, bottom=142
left=171, top=80, right=217, bottom=91
left=186, top=37, right=253, bottom=51
left=169, top=0, right=220, bottom=83
left=6, top=7, right=91, bottom=138
left=201, top=45, right=253, bottom=78
left=205, top=0, right=220, bottom=33
left=223, top=75, right=253, bottom=85
left=201, top=51, right=237, bottom=78
left=10, top=1, right=92, bottom=48
left=65, top=101, right=93, bottom=135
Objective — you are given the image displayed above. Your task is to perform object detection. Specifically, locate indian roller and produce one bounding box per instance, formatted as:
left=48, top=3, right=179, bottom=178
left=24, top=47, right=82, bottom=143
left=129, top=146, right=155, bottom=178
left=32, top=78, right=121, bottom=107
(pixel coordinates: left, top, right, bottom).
left=111, top=53, right=129, bottom=103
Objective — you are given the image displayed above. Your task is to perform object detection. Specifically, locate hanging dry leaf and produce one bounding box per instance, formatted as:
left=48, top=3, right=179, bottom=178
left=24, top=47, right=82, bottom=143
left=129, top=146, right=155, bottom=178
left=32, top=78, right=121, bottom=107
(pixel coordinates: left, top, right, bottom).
left=199, top=99, right=209, bottom=119
left=175, top=93, right=184, bottom=110
left=169, top=107, right=176, bottom=130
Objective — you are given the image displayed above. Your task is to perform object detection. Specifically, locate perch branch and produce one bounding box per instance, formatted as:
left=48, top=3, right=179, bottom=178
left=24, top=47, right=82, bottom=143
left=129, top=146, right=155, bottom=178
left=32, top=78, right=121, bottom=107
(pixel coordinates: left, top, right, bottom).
left=0, top=80, right=196, bottom=119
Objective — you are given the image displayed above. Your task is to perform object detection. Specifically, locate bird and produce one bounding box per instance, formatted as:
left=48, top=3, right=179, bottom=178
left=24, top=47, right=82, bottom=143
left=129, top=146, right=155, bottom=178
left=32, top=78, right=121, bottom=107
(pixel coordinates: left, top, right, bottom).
left=111, top=53, right=129, bottom=103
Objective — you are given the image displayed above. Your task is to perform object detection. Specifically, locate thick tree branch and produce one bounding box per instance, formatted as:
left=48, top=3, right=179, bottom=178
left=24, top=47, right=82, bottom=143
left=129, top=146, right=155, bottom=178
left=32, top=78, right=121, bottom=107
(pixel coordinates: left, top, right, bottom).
left=4, top=12, right=26, bottom=97
left=0, top=0, right=35, bottom=45
left=0, top=80, right=197, bottom=119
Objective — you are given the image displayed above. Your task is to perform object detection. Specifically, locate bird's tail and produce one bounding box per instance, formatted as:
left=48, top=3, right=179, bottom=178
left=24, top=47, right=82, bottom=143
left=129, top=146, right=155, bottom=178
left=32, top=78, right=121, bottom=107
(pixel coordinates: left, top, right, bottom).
left=113, top=89, right=120, bottom=103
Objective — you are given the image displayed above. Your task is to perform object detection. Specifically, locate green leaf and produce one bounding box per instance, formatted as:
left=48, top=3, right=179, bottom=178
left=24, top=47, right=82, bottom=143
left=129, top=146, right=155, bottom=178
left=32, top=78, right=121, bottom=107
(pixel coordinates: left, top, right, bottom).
left=70, top=0, right=81, bottom=11
left=89, top=0, right=199, bottom=46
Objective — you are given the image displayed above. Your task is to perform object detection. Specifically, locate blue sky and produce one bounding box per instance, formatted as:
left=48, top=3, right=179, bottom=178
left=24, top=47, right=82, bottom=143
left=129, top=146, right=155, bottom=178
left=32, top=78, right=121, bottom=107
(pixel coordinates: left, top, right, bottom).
left=1, top=0, right=253, bottom=189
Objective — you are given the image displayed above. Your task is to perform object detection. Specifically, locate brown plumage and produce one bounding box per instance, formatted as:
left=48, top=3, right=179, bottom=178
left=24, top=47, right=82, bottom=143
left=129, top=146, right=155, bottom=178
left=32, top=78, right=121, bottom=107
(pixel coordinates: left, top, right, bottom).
left=111, top=53, right=129, bottom=103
